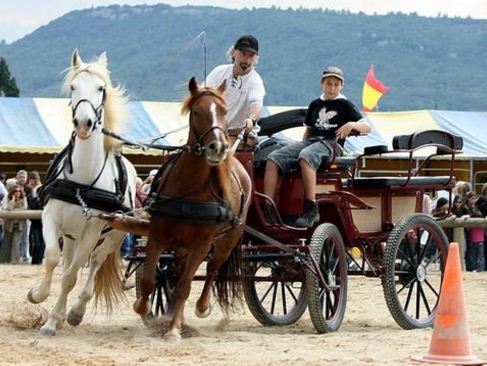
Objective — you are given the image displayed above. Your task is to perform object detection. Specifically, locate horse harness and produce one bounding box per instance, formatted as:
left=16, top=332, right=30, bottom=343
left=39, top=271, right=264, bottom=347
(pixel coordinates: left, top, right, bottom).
left=38, top=137, right=131, bottom=215
left=147, top=153, right=245, bottom=230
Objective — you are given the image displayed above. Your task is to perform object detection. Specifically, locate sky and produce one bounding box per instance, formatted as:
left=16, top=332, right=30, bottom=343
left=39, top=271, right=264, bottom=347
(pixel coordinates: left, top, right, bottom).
left=1, top=0, right=486, bottom=43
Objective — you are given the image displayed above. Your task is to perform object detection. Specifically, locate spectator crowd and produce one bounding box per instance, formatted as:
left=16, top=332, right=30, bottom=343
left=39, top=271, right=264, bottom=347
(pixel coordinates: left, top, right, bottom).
left=0, top=170, right=44, bottom=264
left=428, top=181, right=487, bottom=272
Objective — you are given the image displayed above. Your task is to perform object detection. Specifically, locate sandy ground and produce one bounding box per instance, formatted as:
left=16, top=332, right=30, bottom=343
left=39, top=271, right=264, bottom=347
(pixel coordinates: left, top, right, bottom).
left=0, top=263, right=486, bottom=366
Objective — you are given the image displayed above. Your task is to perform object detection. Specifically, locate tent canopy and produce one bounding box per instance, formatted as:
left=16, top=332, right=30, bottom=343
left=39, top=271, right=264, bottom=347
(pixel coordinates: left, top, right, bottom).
left=0, top=97, right=486, bottom=158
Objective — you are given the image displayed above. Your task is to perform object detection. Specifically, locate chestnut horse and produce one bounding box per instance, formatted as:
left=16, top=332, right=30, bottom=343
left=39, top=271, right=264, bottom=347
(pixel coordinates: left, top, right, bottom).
left=134, top=77, right=252, bottom=342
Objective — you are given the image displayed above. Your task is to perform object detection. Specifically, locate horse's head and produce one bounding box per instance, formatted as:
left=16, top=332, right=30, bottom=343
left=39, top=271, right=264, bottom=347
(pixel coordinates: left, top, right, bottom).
left=64, top=49, right=113, bottom=140
left=182, top=77, right=229, bottom=166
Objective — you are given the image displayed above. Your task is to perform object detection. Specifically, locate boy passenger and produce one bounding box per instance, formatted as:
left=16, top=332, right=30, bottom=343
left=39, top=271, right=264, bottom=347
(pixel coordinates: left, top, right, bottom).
left=263, top=66, right=370, bottom=227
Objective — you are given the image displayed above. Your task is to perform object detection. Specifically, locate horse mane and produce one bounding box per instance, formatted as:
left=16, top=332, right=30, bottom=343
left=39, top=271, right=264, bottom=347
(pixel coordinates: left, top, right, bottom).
left=180, top=85, right=226, bottom=116
left=62, top=59, right=128, bottom=150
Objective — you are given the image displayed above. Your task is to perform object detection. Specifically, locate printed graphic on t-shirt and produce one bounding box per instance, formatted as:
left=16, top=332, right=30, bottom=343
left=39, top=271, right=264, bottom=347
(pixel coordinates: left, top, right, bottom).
left=315, top=107, right=338, bottom=130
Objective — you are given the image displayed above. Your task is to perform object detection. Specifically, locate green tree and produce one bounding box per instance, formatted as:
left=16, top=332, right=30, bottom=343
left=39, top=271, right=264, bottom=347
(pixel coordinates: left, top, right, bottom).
left=0, top=57, right=20, bottom=97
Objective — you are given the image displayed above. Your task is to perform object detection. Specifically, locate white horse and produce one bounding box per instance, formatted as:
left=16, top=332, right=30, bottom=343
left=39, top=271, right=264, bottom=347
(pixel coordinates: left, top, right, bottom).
left=27, top=49, right=137, bottom=336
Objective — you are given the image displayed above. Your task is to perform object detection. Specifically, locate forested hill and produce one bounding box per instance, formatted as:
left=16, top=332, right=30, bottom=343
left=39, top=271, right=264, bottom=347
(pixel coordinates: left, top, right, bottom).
left=0, top=4, right=486, bottom=111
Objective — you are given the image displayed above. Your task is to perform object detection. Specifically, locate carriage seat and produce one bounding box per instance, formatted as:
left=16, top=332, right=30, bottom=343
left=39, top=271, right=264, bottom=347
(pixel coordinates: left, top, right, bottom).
left=351, top=130, right=461, bottom=189
left=317, top=155, right=357, bottom=172
left=351, top=176, right=454, bottom=189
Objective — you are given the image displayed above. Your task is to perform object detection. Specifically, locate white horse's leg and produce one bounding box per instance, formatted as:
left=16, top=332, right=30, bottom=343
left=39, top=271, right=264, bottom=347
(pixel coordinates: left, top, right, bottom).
left=40, top=227, right=101, bottom=336
left=67, top=230, right=125, bottom=326
left=27, top=218, right=62, bottom=304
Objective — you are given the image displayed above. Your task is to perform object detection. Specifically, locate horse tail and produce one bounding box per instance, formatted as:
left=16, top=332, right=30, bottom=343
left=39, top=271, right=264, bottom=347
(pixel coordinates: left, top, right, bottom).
left=212, top=241, right=243, bottom=315
left=93, top=250, right=126, bottom=314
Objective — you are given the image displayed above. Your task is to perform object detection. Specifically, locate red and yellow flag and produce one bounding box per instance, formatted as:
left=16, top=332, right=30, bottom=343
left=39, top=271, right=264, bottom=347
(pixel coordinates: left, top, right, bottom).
left=362, top=65, right=389, bottom=112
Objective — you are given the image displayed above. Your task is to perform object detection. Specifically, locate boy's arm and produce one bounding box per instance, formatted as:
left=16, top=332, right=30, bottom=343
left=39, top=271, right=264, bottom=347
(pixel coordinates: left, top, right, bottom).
left=302, top=127, right=311, bottom=141
left=335, top=119, right=371, bottom=140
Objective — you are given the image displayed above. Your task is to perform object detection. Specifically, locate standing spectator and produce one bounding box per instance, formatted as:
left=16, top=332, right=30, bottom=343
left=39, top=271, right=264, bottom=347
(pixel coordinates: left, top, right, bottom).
left=141, top=169, right=158, bottom=195
left=432, top=197, right=449, bottom=218
left=464, top=191, right=484, bottom=272
left=135, top=177, right=148, bottom=208
left=451, top=195, right=469, bottom=219
left=0, top=172, right=7, bottom=204
left=476, top=183, right=487, bottom=270
left=453, top=181, right=471, bottom=198
left=16, top=170, right=32, bottom=263
left=0, top=185, right=28, bottom=263
left=27, top=171, right=42, bottom=192
left=0, top=172, right=7, bottom=251
left=122, top=177, right=148, bottom=259
left=422, top=193, right=433, bottom=215
left=205, top=34, right=265, bottom=146
left=27, top=171, right=45, bottom=265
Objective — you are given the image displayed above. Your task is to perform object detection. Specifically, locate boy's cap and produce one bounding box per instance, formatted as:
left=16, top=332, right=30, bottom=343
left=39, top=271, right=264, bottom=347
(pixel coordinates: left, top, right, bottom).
left=321, top=66, right=344, bottom=82
left=234, top=35, right=259, bottom=54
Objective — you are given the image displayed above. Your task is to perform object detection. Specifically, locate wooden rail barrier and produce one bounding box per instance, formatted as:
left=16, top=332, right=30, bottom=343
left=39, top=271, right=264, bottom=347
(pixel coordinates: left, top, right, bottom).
left=1, top=210, right=484, bottom=271
left=0, top=210, right=42, bottom=220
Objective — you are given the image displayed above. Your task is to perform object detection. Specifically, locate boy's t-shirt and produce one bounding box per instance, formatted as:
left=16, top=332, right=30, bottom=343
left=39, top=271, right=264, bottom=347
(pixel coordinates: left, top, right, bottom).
left=304, top=96, right=363, bottom=146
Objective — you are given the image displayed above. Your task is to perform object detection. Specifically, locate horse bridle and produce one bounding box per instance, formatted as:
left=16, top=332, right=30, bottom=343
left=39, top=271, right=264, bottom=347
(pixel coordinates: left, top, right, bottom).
left=70, top=80, right=107, bottom=132
left=188, top=91, right=228, bottom=156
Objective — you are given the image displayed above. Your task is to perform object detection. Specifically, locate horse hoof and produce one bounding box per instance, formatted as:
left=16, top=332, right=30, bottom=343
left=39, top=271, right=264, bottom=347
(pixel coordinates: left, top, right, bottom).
left=67, top=310, right=83, bottom=326
left=133, top=298, right=150, bottom=315
left=27, top=288, right=41, bottom=304
left=39, top=326, right=56, bottom=336
left=195, top=304, right=212, bottom=318
left=163, top=332, right=181, bottom=345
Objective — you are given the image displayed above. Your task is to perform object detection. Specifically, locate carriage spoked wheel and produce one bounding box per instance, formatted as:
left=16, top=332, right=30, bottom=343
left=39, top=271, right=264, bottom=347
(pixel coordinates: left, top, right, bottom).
left=305, top=223, right=348, bottom=333
left=242, top=251, right=307, bottom=326
left=135, top=258, right=177, bottom=326
left=382, top=214, right=449, bottom=329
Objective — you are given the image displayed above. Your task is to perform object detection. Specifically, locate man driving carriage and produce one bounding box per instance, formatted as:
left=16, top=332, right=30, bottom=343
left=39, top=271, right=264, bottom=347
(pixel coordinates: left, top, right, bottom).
left=263, top=66, right=371, bottom=228
left=205, top=34, right=265, bottom=146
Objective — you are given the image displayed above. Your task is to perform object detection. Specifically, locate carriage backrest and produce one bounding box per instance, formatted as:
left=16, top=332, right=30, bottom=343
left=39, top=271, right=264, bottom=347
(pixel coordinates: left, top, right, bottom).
left=392, top=130, right=463, bottom=152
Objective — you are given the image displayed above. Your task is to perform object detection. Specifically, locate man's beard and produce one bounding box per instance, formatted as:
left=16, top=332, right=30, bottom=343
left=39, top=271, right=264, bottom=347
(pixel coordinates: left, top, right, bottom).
left=239, top=62, right=251, bottom=72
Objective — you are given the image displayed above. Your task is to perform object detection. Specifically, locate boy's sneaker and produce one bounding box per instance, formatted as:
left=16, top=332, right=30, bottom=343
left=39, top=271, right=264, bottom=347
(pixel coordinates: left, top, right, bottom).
left=295, top=199, right=320, bottom=228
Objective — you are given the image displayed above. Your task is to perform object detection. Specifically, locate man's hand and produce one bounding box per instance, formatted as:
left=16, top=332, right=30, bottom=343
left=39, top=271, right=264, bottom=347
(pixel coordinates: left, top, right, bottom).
left=243, top=118, right=254, bottom=133
left=335, top=122, right=354, bottom=140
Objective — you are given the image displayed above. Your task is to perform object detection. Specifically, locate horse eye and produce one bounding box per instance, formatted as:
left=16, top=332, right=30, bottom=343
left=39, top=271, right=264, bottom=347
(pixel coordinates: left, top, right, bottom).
left=70, top=85, right=75, bottom=91
left=98, top=86, right=105, bottom=92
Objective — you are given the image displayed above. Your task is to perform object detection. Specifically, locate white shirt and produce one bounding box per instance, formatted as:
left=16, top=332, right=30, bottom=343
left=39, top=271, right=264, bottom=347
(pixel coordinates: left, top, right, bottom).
left=205, top=64, right=265, bottom=130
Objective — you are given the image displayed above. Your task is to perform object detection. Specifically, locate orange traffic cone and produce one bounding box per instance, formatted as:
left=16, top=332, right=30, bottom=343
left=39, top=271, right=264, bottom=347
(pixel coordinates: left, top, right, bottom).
left=413, top=242, right=485, bottom=365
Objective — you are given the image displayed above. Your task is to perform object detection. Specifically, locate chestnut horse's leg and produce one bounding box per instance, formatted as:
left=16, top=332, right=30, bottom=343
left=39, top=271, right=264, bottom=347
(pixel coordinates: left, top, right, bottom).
left=133, top=235, right=163, bottom=316
left=195, top=228, right=242, bottom=318
left=165, top=243, right=211, bottom=343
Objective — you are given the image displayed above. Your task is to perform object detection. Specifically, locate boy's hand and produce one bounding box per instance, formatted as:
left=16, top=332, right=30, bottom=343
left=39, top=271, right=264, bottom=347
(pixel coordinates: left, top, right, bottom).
left=336, top=122, right=353, bottom=140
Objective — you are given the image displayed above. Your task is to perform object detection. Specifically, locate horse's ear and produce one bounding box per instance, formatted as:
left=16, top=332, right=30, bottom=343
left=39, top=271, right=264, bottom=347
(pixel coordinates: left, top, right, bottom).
left=217, top=79, right=227, bottom=93
left=71, top=48, right=82, bottom=68
left=98, top=51, right=108, bottom=67
left=189, top=77, right=199, bottom=96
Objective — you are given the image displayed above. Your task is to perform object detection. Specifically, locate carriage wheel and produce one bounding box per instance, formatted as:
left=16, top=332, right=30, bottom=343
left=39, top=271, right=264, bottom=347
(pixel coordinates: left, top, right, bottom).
left=135, top=259, right=177, bottom=326
left=382, top=214, right=449, bottom=329
left=305, top=223, right=348, bottom=333
left=242, top=252, right=307, bottom=326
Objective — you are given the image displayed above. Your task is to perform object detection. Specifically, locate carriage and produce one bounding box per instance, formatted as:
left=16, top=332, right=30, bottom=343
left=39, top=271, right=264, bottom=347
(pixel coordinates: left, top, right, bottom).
left=122, top=109, right=462, bottom=334
left=28, top=51, right=461, bottom=338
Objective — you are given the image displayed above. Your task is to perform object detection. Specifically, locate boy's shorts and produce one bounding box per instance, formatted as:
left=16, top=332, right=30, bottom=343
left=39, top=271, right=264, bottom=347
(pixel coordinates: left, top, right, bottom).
left=267, top=137, right=342, bottom=174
